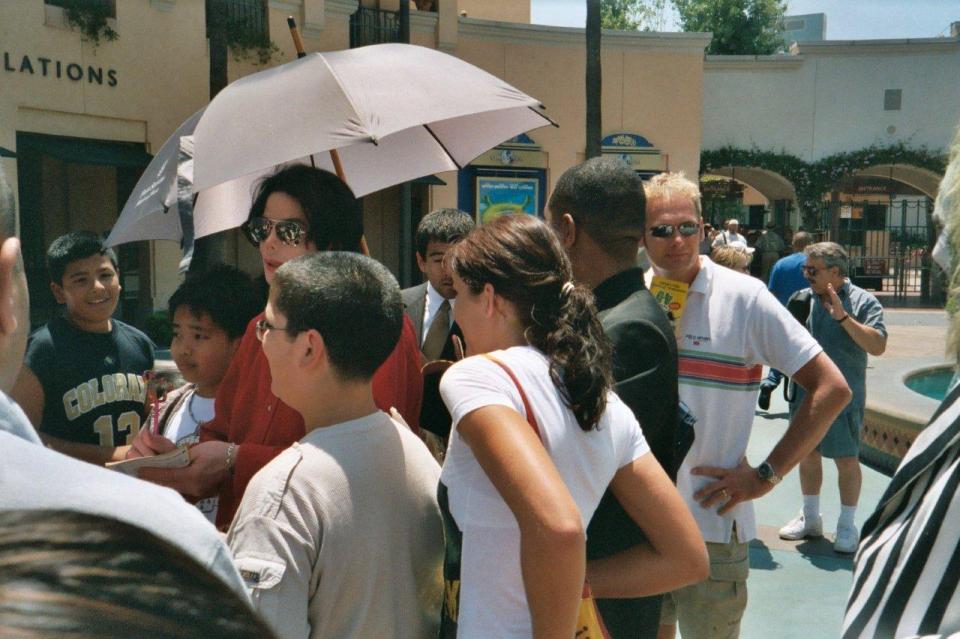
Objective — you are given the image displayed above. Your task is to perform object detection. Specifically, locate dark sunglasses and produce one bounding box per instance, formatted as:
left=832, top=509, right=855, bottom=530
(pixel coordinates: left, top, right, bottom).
left=242, top=217, right=309, bottom=247
left=649, top=221, right=700, bottom=238
left=802, top=266, right=822, bottom=277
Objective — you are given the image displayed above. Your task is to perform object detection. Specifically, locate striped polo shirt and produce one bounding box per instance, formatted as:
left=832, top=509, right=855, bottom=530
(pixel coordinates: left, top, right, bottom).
left=663, top=257, right=822, bottom=544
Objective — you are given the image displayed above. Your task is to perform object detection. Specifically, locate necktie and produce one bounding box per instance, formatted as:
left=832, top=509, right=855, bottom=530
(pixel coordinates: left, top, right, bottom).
left=422, top=299, right=451, bottom=361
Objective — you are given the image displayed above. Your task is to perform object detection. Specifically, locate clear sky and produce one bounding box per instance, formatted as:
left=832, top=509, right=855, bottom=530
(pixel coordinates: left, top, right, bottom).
left=530, top=0, right=959, bottom=40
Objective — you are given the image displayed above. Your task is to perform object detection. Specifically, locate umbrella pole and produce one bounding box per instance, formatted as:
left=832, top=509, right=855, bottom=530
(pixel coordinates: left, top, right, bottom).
left=329, top=149, right=346, bottom=182
left=287, top=17, right=307, bottom=59
left=286, top=17, right=368, bottom=256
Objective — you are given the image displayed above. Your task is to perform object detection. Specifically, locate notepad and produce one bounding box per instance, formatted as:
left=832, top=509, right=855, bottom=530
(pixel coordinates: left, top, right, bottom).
left=107, top=446, right=190, bottom=476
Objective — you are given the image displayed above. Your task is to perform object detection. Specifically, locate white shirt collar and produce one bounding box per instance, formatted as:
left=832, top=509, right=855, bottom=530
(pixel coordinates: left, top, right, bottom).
left=689, top=255, right=714, bottom=295
left=425, top=281, right=454, bottom=311
left=422, top=281, right=455, bottom=346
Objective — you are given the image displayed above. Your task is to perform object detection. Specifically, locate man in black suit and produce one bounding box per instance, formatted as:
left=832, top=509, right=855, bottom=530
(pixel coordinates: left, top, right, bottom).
left=401, top=208, right=474, bottom=438
left=549, top=157, right=680, bottom=639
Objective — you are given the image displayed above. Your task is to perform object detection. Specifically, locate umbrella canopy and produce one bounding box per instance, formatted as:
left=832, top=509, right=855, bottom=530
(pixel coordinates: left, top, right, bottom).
left=109, top=43, right=554, bottom=247
left=190, top=43, right=553, bottom=198
left=105, top=109, right=204, bottom=247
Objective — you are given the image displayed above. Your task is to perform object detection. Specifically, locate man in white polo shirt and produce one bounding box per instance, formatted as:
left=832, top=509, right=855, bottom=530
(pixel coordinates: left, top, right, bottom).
left=643, top=173, right=851, bottom=639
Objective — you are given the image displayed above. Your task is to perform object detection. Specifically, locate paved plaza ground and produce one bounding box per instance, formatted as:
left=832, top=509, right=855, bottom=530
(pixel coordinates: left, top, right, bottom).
left=730, top=308, right=950, bottom=638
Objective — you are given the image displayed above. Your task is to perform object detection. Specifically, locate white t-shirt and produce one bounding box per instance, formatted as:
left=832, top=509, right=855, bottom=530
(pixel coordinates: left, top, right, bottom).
left=161, top=389, right=218, bottom=525
left=163, top=391, right=215, bottom=445
left=660, top=257, right=822, bottom=544
left=713, top=231, right=748, bottom=248
left=439, top=346, right=649, bottom=639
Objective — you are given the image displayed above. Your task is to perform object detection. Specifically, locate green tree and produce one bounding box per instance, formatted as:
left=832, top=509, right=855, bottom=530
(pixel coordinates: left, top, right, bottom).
left=673, top=0, right=786, bottom=54
left=601, top=0, right=668, bottom=31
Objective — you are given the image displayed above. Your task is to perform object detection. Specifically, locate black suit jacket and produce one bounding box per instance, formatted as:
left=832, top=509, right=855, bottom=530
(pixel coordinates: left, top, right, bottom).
left=588, top=268, right=680, bottom=639
left=401, top=282, right=461, bottom=438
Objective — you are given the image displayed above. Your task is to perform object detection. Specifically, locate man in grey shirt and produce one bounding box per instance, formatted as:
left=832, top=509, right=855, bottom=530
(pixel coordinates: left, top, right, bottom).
left=0, top=165, right=247, bottom=598
left=778, top=242, right=887, bottom=554
left=227, top=252, right=443, bottom=639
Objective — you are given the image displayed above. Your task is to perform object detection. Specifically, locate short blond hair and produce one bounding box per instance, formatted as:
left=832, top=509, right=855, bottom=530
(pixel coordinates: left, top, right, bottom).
left=644, top=171, right=702, bottom=218
left=711, top=245, right=753, bottom=271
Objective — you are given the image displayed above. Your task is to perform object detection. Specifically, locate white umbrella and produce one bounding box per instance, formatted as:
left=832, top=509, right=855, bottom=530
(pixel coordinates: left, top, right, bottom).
left=109, top=43, right=554, bottom=246
left=190, top=42, right=553, bottom=199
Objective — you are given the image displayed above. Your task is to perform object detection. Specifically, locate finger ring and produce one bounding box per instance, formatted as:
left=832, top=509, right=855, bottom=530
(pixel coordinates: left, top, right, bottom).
left=720, top=489, right=730, bottom=500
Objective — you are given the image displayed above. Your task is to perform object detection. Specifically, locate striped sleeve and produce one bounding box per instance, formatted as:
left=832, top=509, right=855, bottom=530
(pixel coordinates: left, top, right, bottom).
left=842, top=392, right=960, bottom=638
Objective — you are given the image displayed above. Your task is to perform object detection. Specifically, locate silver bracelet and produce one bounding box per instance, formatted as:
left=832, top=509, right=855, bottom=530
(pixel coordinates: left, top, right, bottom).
left=225, top=443, right=238, bottom=475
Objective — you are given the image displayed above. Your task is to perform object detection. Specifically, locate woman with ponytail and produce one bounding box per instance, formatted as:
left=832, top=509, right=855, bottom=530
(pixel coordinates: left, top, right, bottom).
left=438, top=214, right=706, bottom=638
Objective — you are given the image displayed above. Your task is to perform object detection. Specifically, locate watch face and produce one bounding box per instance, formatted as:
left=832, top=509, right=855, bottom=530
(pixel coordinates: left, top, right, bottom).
left=759, top=462, right=780, bottom=484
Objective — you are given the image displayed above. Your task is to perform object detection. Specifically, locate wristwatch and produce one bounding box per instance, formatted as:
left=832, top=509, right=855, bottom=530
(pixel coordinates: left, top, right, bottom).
left=757, top=460, right=781, bottom=485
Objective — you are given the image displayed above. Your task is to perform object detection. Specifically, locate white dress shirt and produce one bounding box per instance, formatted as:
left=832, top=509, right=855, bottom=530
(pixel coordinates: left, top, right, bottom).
left=421, top=281, right=456, bottom=347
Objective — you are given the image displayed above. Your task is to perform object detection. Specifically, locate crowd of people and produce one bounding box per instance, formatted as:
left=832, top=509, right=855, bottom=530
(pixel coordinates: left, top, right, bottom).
left=0, top=133, right=957, bottom=638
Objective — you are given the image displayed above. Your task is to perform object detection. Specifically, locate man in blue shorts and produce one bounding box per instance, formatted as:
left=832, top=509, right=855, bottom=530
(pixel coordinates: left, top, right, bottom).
left=778, top=242, right=887, bottom=554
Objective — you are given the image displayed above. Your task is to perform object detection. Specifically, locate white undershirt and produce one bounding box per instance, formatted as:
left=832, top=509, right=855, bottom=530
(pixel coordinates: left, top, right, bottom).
left=162, top=390, right=219, bottom=525
left=420, top=281, right=456, bottom=346
left=163, top=391, right=215, bottom=445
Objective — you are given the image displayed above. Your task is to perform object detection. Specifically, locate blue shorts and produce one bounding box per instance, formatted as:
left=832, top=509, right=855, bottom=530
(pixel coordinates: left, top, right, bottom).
left=817, top=410, right=861, bottom=459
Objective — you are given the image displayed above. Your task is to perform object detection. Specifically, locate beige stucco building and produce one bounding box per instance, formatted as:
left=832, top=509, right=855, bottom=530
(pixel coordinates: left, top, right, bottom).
left=0, top=0, right=709, bottom=330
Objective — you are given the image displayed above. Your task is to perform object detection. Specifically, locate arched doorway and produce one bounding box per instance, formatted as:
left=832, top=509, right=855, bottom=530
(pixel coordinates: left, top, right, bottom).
left=701, top=166, right=799, bottom=233
left=818, top=165, right=941, bottom=304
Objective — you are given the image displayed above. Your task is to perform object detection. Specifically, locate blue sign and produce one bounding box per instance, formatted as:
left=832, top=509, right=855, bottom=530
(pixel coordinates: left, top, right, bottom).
left=476, top=177, right=539, bottom=225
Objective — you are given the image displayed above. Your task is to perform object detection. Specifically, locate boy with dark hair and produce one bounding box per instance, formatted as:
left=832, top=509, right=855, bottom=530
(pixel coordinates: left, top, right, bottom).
left=405, top=207, right=474, bottom=359
left=125, top=265, right=262, bottom=524
left=0, top=168, right=247, bottom=596
left=404, top=208, right=474, bottom=440
left=11, top=231, right=155, bottom=465
left=228, top=252, right=443, bottom=639
left=414, top=207, right=475, bottom=262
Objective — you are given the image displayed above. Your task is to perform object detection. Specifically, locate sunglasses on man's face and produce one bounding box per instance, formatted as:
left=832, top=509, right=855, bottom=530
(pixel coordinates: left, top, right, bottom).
left=242, top=217, right=309, bottom=247
left=648, top=221, right=700, bottom=239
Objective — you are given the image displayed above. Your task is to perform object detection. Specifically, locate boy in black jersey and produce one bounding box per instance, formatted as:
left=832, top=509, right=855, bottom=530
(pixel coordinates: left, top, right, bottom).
left=11, top=231, right=154, bottom=465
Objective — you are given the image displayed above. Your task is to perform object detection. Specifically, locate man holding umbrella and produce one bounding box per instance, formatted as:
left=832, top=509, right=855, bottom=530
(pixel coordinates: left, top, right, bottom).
left=130, top=166, right=424, bottom=530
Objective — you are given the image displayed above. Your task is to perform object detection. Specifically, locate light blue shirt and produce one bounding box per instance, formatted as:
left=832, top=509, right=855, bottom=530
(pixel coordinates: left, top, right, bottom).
left=0, top=391, right=249, bottom=600
left=789, top=281, right=886, bottom=420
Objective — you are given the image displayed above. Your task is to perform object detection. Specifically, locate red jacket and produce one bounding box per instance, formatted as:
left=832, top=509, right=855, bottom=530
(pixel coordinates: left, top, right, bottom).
left=200, top=313, right=423, bottom=529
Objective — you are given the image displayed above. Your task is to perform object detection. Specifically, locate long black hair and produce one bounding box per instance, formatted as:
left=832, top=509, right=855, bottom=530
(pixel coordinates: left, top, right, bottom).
left=448, top=214, right=612, bottom=431
left=248, top=164, right=363, bottom=252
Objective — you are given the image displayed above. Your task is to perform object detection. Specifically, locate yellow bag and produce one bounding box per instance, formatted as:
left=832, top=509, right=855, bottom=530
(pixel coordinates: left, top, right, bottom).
left=576, top=582, right=612, bottom=639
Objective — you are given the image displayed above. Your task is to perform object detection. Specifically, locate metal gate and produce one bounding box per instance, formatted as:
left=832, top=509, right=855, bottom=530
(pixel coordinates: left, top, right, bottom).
left=817, top=198, right=939, bottom=303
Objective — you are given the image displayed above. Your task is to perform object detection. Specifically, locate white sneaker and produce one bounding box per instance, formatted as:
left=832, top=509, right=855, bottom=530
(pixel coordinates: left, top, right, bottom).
left=834, top=524, right=860, bottom=554
left=779, top=511, right=824, bottom=540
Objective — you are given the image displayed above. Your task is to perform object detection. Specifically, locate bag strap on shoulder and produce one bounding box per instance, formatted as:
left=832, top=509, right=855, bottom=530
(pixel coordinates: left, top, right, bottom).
left=481, top=353, right=541, bottom=440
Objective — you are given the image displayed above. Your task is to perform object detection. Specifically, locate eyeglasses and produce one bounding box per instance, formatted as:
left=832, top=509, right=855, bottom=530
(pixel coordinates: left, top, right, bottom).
left=255, top=318, right=295, bottom=342
left=648, top=222, right=700, bottom=238
left=802, top=266, right=821, bottom=277
left=243, top=217, right=309, bottom=247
